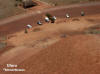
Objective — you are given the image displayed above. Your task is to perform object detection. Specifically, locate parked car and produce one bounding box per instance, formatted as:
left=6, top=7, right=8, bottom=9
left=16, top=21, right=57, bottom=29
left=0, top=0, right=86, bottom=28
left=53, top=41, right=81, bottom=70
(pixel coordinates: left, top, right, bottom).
left=81, top=11, right=85, bottom=16
left=66, top=14, right=70, bottom=18
left=37, top=21, right=42, bottom=25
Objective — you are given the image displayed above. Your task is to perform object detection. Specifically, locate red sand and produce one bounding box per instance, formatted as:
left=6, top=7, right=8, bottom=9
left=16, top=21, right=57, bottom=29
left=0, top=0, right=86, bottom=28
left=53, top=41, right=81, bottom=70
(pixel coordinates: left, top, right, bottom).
left=0, top=2, right=100, bottom=74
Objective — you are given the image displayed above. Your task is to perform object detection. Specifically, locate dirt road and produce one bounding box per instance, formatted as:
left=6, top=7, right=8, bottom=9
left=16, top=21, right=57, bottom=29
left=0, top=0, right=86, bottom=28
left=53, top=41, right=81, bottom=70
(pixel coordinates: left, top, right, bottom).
left=0, top=2, right=100, bottom=35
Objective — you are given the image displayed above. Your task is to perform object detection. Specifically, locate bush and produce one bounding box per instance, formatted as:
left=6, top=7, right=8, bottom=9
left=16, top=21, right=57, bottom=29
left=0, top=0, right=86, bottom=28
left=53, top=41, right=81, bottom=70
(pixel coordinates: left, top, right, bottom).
left=25, top=28, right=28, bottom=33
left=84, top=29, right=100, bottom=34
left=14, top=3, right=18, bottom=7
left=54, top=2, right=58, bottom=6
left=46, top=13, right=52, bottom=19
left=0, top=35, right=7, bottom=49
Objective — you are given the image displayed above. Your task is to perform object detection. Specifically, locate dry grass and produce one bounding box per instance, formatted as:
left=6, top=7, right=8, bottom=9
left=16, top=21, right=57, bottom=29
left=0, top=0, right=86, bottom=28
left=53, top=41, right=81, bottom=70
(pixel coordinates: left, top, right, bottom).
left=0, top=0, right=24, bottom=19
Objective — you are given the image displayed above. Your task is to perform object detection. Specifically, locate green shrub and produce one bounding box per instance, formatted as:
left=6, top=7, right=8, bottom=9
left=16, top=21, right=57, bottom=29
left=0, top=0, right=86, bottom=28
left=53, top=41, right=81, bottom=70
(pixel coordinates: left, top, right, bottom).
left=46, top=13, right=52, bottom=19
left=25, top=28, right=28, bottom=33
left=84, top=29, right=100, bottom=34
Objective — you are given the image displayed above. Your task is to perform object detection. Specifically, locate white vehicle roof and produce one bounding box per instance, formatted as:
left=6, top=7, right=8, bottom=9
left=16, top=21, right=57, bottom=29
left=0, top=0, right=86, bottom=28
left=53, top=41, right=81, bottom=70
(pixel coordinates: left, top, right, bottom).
left=27, top=24, right=32, bottom=28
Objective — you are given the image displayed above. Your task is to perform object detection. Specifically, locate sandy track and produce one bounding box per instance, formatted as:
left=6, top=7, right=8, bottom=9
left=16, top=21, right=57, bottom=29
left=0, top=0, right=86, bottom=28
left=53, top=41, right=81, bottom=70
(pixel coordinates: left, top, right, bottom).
left=0, top=35, right=100, bottom=74
left=17, top=35, right=100, bottom=74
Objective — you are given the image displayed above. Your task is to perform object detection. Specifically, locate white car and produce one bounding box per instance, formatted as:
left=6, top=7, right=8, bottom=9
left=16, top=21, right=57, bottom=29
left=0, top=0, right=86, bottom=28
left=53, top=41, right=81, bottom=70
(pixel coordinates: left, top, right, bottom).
left=53, top=16, right=56, bottom=20
left=66, top=14, right=70, bottom=18
left=45, top=17, right=50, bottom=22
left=26, top=24, right=32, bottom=29
left=37, top=21, right=42, bottom=25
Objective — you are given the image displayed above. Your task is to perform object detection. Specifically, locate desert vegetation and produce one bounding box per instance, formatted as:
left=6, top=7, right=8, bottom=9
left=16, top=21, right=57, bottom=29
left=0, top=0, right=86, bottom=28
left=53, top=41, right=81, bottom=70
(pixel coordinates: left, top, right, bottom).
left=0, top=32, right=7, bottom=49
left=84, top=24, right=100, bottom=34
left=0, top=0, right=24, bottom=19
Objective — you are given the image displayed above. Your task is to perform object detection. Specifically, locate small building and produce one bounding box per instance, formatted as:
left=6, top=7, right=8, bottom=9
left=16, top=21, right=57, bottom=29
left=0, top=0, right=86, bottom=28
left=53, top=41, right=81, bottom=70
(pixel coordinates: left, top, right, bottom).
left=22, top=0, right=37, bottom=8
